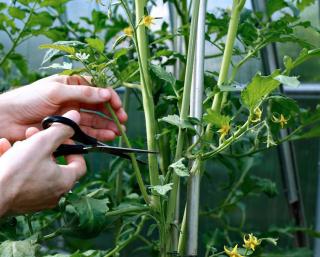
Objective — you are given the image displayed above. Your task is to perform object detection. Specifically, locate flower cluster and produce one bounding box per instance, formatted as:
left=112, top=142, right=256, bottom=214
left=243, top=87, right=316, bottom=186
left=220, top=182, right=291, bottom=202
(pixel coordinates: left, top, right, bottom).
left=224, top=234, right=262, bottom=257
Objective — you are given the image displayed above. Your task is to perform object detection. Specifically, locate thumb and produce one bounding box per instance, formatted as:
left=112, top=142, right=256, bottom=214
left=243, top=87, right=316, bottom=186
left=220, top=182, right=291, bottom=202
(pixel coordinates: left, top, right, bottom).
left=42, top=110, right=81, bottom=152
left=0, top=138, right=11, bottom=157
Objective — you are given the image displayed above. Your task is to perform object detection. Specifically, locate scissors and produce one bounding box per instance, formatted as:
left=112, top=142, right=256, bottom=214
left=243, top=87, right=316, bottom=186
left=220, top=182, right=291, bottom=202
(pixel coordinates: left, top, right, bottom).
left=41, top=115, right=157, bottom=163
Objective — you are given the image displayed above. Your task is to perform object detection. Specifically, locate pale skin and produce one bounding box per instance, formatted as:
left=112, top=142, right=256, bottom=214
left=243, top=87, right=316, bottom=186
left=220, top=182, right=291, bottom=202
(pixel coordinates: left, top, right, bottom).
left=0, top=75, right=127, bottom=217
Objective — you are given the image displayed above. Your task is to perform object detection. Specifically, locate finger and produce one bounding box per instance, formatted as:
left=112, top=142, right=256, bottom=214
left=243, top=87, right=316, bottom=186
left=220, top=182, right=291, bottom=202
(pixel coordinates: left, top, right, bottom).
left=58, top=84, right=112, bottom=105
left=59, top=155, right=87, bottom=189
left=66, top=75, right=92, bottom=86
left=80, top=112, right=120, bottom=134
left=0, top=138, right=11, bottom=156
left=25, top=127, right=40, bottom=139
left=81, top=126, right=116, bottom=141
left=51, top=74, right=92, bottom=86
left=41, top=110, right=81, bottom=152
left=108, top=88, right=122, bottom=110
left=115, top=108, right=128, bottom=124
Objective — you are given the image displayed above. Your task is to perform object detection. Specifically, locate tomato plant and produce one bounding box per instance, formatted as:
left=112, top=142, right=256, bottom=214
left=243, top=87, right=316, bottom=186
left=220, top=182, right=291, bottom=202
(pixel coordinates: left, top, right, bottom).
left=1, top=0, right=320, bottom=256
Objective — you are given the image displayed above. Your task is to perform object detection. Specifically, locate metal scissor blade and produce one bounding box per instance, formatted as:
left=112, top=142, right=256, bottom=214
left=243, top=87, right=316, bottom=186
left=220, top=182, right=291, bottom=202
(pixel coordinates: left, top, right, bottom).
left=91, top=145, right=158, bottom=154
left=85, top=146, right=147, bottom=164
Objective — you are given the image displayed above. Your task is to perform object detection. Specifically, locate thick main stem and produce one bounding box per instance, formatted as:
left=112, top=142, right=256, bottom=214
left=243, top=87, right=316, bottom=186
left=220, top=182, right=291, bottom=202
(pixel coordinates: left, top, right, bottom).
left=205, top=0, right=246, bottom=138
left=134, top=0, right=160, bottom=208
left=166, top=0, right=201, bottom=253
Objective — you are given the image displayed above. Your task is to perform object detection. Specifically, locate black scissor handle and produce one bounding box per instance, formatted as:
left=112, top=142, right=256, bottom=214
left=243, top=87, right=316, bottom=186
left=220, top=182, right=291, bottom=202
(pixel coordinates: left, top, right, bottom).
left=53, top=144, right=89, bottom=157
left=42, top=116, right=98, bottom=145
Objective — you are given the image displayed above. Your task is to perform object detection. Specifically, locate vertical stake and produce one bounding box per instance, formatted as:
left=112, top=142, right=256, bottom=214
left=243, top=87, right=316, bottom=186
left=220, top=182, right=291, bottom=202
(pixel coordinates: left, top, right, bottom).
left=186, top=0, right=207, bottom=256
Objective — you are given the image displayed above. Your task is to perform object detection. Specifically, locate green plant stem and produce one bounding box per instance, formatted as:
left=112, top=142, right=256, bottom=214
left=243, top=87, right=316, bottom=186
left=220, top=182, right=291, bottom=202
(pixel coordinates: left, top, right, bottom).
left=103, top=216, right=146, bottom=257
left=165, top=0, right=201, bottom=253
left=0, top=1, right=38, bottom=67
left=106, top=206, right=150, bottom=217
left=105, top=103, right=150, bottom=205
left=229, top=42, right=266, bottom=83
left=205, top=0, right=246, bottom=139
left=202, top=119, right=250, bottom=160
left=115, top=89, right=130, bottom=205
left=134, top=0, right=160, bottom=209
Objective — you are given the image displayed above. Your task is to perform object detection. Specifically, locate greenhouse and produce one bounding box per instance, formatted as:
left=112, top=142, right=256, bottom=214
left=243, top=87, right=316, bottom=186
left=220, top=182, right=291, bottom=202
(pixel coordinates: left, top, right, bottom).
left=1, top=0, right=320, bottom=256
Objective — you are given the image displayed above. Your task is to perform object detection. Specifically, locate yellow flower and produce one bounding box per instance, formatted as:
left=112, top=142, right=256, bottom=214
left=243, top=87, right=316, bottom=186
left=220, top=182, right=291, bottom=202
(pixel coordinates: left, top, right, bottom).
left=272, top=114, right=289, bottom=128
left=243, top=234, right=261, bottom=251
left=251, top=107, right=262, bottom=123
left=123, top=26, right=133, bottom=37
left=279, top=114, right=288, bottom=128
left=224, top=245, right=243, bottom=257
left=218, top=124, right=230, bottom=140
left=142, top=15, right=155, bottom=27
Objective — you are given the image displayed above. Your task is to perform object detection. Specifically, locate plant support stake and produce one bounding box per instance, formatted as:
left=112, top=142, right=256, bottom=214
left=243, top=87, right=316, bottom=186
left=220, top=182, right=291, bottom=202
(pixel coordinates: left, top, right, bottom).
left=186, top=0, right=207, bottom=255
left=166, top=0, right=201, bottom=252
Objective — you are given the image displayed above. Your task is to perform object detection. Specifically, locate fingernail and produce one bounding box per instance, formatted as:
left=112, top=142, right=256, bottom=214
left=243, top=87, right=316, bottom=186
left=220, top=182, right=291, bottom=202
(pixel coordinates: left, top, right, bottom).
left=99, top=89, right=110, bottom=100
left=120, top=109, right=128, bottom=121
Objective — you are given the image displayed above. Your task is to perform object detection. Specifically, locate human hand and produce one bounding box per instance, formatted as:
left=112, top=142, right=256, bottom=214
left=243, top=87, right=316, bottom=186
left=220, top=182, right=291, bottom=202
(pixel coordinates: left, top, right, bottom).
left=0, top=110, right=86, bottom=216
left=0, top=75, right=127, bottom=142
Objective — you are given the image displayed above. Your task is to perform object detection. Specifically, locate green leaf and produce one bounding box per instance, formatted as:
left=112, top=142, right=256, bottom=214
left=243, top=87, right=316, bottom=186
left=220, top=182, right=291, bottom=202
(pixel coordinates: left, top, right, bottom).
left=85, top=38, right=105, bottom=53
left=0, top=239, right=38, bottom=257
left=150, top=183, right=174, bottom=196
left=60, top=67, right=87, bottom=76
left=203, top=109, right=230, bottom=127
left=41, top=62, right=72, bottom=70
left=241, top=72, right=280, bottom=111
left=274, top=75, right=300, bottom=88
left=39, top=0, right=69, bottom=7
left=63, top=193, right=109, bottom=238
left=255, top=176, right=278, bottom=197
left=114, top=48, right=128, bottom=59
left=40, top=41, right=84, bottom=65
left=29, top=11, right=54, bottom=28
left=8, top=7, right=26, bottom=20
left=292, top=48, right=320, bottom=68
left=159, top=115, right=195, bottom=130
left=0, top=3, right=6, bottom=11
left=295, top=0, right=315, bottom=10
left=268, top=96, right=300, bottom=116
left=9, top=53, right=28, bottom=76
left=39, top=44, right=75, bottom=55
left=151, top=64, right=176, bottom=86
left=267, top=0, right=288, bottom=16
left=169, top=158, right=189, bottom=177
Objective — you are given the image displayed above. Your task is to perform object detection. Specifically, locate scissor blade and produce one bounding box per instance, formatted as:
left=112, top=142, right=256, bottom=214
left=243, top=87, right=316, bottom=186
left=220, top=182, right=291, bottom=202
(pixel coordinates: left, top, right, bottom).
left=88, top=145, right=158, bottom=154
left=85, top=146, right=147, bottom=164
